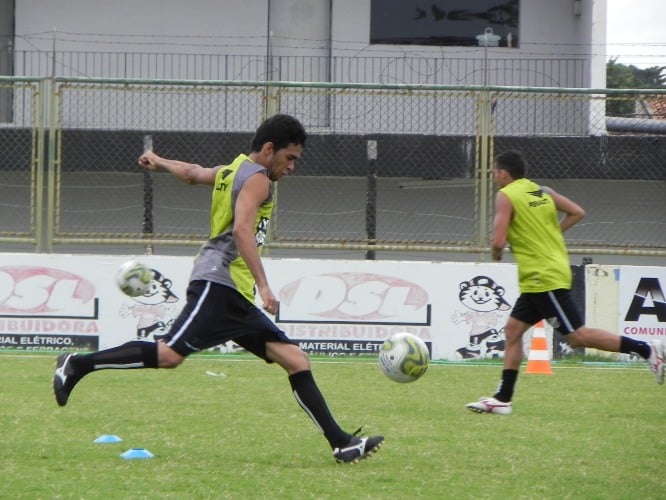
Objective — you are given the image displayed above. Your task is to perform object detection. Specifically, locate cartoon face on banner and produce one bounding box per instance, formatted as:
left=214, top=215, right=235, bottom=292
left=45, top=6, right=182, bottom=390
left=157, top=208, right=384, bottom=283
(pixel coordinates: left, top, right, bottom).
left=452, top=275, right=512, bottom=360
left=118, top=268, right=179, bottom=341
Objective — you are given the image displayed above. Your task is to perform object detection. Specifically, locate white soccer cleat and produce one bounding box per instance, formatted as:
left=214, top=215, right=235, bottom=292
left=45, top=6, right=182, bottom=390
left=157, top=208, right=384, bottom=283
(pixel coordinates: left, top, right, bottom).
left=647, top=341, right=664, bottom=385
left=466, top=396, right=513, bottom=415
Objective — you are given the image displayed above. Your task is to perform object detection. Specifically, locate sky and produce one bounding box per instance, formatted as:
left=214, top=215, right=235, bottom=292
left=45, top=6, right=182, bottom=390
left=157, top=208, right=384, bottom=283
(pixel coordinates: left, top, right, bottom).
left=606, top=0, right=666, bottom=68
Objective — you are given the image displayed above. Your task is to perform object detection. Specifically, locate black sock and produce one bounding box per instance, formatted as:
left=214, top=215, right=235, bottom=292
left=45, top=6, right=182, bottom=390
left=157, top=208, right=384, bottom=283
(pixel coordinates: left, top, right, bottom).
left=289, top=370, right=350, bottom=448
left=72, top=341, right=159, bottom=375
left=494, top=369, right=519, bottom=403
left=619, top=336, right=651, bottom=359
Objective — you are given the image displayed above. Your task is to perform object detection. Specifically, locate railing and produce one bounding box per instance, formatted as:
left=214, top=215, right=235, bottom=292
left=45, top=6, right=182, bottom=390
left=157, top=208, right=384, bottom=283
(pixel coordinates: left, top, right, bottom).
left=0, top=76, right=664, bottom=257
left=12, top=50, right=588, bottom=88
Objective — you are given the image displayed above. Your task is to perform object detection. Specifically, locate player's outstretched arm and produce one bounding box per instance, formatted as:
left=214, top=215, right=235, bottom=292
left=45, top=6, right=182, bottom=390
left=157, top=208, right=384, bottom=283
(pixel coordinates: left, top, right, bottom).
left=138, top=151, right=222, bottom=186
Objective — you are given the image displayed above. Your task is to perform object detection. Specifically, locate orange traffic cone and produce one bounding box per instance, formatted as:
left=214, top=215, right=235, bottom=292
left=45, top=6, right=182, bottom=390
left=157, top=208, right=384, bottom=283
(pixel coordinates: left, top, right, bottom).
left=525, top=320, right=553, bottom=374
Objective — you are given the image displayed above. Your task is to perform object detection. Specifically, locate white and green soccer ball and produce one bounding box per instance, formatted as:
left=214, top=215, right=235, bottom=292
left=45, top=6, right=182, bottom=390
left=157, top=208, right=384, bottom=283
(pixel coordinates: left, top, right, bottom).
left=115, top=260, right=153, bottom=297
left=378, top=332, right=430, bottom=383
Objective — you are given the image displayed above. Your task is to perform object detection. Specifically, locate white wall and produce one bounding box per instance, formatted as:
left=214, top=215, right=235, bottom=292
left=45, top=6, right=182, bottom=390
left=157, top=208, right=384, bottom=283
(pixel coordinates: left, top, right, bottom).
left=15, top=0, right=269, bottom=56
left=15, top=0, right=604, bottom=84
left=12, top=0, right=607, bottom=134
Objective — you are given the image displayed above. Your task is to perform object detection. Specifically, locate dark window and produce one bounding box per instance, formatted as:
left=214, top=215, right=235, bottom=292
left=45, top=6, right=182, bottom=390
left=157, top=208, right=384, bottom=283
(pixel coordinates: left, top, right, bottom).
left=370, top=0, right=519, bottom=48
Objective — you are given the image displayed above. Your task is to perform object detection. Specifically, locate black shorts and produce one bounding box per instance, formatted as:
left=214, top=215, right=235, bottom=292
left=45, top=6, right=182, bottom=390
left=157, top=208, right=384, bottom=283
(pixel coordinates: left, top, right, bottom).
left=510, top=289, right=583, bottom=335
left=162, top=280, right=295, bottom=360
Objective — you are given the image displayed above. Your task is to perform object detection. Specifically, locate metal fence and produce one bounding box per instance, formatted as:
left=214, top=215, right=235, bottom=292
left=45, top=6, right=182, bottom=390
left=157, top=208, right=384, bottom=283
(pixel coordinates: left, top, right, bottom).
left=14, top=51, right=588, bottom=88
left=0, top=76, right=664, bottom=257
left=0, top=78, right=44, bottom=246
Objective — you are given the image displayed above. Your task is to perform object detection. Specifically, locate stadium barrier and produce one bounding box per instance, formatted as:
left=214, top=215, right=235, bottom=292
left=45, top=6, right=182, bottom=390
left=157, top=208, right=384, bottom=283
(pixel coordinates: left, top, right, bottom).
left=0, top=253, right=662, bottom=362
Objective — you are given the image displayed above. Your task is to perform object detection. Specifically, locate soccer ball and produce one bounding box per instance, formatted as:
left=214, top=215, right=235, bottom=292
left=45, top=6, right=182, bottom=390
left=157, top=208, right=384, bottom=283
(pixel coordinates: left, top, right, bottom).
left=115, top=260, right=153, bottom=297
left=378, top=332, right=429, bottom=383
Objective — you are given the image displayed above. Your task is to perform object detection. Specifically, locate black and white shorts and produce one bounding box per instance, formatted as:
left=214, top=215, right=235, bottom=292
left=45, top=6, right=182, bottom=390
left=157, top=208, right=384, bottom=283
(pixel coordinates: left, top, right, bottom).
left=510, top=289, right=584, bottom=335
left=162, top=280, right=295, bottom=360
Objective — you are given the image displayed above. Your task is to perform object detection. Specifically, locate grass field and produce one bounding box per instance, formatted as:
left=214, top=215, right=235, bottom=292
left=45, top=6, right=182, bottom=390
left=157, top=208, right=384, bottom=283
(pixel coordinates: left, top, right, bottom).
left=1, top=353, right=664, bottom=499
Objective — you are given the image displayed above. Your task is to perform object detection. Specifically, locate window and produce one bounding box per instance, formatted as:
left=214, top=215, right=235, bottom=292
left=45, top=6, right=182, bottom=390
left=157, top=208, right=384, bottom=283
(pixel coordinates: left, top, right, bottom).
left=370, top=0, right=519, bottom=48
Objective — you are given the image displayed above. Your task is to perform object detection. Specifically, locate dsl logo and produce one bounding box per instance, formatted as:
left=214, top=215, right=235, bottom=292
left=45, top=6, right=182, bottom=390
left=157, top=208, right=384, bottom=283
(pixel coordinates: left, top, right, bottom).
left=279, top=272, right=430, bottom=323
left=0, top=266, right=96, bottom=315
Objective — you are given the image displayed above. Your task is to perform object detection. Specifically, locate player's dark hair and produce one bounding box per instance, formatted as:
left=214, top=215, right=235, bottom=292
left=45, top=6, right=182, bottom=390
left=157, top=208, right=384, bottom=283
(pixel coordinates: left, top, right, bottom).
left=494, top=150, right=527, bottom=179
left=250, top=114, right=307, bottom=153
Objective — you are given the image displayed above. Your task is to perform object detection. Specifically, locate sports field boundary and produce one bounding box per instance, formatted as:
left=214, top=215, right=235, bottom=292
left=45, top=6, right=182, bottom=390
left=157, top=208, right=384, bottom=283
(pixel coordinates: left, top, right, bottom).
left=2, top=349, right=650, bottom=372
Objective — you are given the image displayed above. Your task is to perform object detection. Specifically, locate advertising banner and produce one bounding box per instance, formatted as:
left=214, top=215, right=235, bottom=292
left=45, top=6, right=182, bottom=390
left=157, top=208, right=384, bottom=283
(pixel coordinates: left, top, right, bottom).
left=268, top=259, right=519, bottom=360
left=618, top=265, right=666, bottom=343
left=0, top=253, right=520, bottom=360
left=0, top=254, right=191, bottom=351
left=3, top=253, right=662, bottom=360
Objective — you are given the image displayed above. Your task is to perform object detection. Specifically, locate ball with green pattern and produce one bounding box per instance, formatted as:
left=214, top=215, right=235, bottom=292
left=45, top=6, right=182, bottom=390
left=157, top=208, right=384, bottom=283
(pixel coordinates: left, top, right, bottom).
left=378, top=332, right=429, bottom=383
left=115, top=260, right=153, bottom=297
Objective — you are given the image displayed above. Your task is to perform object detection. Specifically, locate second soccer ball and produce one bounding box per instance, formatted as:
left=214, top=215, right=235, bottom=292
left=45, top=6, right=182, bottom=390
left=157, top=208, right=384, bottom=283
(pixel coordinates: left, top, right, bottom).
left=115, top=260, right=153, bottom=297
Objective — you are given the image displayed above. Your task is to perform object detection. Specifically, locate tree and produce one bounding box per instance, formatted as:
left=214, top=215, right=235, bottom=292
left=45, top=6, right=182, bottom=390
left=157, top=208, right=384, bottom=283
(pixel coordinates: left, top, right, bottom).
left=606, top=59, right=665, bottom=116
left=636, top=66, right=666, bottom=88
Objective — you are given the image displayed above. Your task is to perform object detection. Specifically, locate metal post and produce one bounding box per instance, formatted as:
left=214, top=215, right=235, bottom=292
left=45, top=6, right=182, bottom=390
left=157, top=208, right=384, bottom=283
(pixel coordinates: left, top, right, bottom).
left=34, top=78, right=47, bottom=252
left=51, top=27, right=56, bottom=79
left=264, top=25, right=280, bottom=119
left=142, top=135, right=154, bottom=255
left=45, top=77, right=58, bottom=253
left=477, top=29, right=492, bottom=261
left=365, top=140, right=378, bottom=260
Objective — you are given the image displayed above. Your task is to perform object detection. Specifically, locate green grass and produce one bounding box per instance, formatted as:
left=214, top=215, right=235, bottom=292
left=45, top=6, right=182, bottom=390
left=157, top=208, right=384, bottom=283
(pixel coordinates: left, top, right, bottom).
left=1, top=353, right=664, bottom=499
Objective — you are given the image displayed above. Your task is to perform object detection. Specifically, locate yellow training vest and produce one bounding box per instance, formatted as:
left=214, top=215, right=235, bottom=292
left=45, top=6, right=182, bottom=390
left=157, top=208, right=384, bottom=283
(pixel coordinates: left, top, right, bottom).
left=190, top=154, right=273, bottom=302
left=500, top=178, right=571, bottom=293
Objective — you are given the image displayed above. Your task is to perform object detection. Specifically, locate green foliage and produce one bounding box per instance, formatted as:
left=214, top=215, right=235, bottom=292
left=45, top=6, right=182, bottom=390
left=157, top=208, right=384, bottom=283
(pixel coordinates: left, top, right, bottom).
left=2, top=353, right=664, bottom=499
left=606, top=58, right=666, bottom=116
left=606, top=58, right=666, bottom=89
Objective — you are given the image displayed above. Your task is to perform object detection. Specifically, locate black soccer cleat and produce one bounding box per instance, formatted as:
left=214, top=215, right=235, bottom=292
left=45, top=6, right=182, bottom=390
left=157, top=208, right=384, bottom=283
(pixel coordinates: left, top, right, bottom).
left=53, top=353, right=82, bottom=406
left=333, top=430, right=384, bottom=464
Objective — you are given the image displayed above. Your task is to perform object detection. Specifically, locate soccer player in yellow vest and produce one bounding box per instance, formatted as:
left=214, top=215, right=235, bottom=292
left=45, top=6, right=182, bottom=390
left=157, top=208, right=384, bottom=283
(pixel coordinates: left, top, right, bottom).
left=467, top=150, right=664, bottom=415
left=53, top=114, right=383, bottom=462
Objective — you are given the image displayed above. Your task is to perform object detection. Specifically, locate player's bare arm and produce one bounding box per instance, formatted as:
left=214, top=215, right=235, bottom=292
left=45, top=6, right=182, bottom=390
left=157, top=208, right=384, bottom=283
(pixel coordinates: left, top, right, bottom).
left=491, top=192, right=513, bottom=261
left=543, top=186, right=586, bottom=232
left=138, top=151, right=223, bottom=186
left=233, top=172, right=279, bottom=314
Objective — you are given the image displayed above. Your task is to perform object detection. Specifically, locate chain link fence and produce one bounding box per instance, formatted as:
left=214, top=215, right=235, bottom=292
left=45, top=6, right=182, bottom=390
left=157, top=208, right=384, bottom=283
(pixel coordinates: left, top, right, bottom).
left=0, top=76, right=664, bottom=256
left=0, top=78, right=43, bottom=246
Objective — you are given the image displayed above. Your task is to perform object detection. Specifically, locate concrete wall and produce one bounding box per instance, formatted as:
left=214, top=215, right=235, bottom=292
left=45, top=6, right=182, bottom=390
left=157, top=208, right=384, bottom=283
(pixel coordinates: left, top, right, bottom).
left=14, top=0, right=604, bottom=86
left=14, top=0, right=269, bottom=56
left=9, top=1, right=607, bottom=134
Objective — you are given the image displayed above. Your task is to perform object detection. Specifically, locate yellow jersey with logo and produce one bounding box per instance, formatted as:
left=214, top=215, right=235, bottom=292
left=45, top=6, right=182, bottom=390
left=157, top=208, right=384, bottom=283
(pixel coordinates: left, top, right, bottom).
left=500, top=178, right=571, bottom=293
left=190, top=154, right=273, bottom=302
